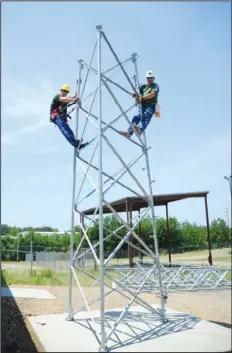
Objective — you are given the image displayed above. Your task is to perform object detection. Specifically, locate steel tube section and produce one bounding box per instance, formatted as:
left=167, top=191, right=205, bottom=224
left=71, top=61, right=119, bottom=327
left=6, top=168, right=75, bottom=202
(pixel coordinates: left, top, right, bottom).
left=77, top=155, right=146, bottom=199
left=101, top=105, right=134, bottom=133
left=81, top=103, right=134, bottom=134
left=75, top=142, right=99, bottom=204
left=80, top=106, right=143, bottom=148
left=96, top=25, right=106, bottom=352
left=76, top=158, right=99, bottom=192
left=103, top=135, right=149, bottom=196
left=81, top=60, right=132, bottom=96
left=165, top=203, right=172, bottom=265
left=204, top=195, right=213, bottom=266
left=104, top=206, right=150, bottom=266
left=72, top=233, right=85, bottom=262
left=71, top=266, right=95, bottom=322
left=102, top=152, right=145, bottom=196
left=80, top=40, right=97, bottom=100
left=72, top=289, right=115, bottom=317
left=104, top=200, right=156, bottom=258
left=103, top=56, right=133, bottom=75
left=75, top=208, right=152, bottom=263
left=74, top=207, right=153, bottom=262
left=132, top=54, right=166, bottom=321
left=73, top=264, right=156, bottom=314
left=101, top=31, right=138, bottom=94
left=67, top=63, right=83, bottom=321
left=80, top=60, right=145, bottom=147
left=80, top=56, right=133, bottom=105
left=105, top=266, right=156, bottom=345
left=79, top=223, right=100, bottom=265
left=100, top=78, right=145, bottom=147
left=105, top=271, right=163, bottom=317
left=80, top=86, right=98, bottom=141
left=73, top=207, right=100, bottom=261
left=80, top=107, right=99, bottom=129
left=100, top=75, right=132, bottom=96
left=76, top=161, right=134, bottom=207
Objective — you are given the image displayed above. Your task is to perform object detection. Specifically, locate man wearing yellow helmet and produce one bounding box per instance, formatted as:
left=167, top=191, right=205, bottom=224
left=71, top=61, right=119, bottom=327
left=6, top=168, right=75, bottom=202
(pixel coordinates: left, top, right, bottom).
left=120, top=70, right=159, bottom=137
left=50, top=85, right=88, bottom=150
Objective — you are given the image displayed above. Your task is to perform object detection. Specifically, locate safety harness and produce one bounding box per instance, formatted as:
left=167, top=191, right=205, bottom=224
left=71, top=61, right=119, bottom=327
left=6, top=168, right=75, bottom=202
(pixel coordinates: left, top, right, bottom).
left=50, top=100, right=78, bottom=123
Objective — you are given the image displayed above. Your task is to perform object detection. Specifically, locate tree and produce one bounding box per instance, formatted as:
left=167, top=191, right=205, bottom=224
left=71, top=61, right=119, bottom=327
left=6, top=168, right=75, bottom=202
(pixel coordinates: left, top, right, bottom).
left=210, top=218, right=231, bottom=246
left=1, top=224, right=12, bottom=235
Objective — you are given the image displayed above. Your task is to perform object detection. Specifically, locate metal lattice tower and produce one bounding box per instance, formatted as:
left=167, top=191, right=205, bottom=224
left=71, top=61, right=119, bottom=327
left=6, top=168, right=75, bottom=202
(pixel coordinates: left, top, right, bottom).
left=66, top=25, right=167, bottom=352
left=65, top=25, right=231, bottom=352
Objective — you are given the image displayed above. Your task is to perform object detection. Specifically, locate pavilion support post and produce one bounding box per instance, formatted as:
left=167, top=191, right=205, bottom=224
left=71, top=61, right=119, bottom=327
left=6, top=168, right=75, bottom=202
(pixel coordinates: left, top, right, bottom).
left=129, top=204, right=134, bottom=268
left=126, top=200, right=134, bottom=268
left=165, top=203, right=172, bottom=267
left=80, top=214, right=85, bottom=267
left=204, top=195, right=213, bottom=266
left=138, top=209, right=143, bottom=261
left=126, top=200, right=129, bottom=266
left=80, top=214, right=84, bottom=238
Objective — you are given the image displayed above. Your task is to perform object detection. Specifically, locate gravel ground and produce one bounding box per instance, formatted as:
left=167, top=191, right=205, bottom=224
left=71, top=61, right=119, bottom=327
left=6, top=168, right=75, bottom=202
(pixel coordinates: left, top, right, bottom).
left=14, top=285, right=231, bottom=323
left=1, top=285, right=231, bottom=353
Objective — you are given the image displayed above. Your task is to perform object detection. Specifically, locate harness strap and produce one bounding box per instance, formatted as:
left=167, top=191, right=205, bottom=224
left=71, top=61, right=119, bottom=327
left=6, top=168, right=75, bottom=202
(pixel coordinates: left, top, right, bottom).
left=50, top=101, right=77, bottom=122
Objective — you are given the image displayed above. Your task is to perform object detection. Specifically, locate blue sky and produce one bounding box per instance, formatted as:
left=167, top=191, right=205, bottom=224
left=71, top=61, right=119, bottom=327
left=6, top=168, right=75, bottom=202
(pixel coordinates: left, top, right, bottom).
left=2, top=1, right=231, bottom=231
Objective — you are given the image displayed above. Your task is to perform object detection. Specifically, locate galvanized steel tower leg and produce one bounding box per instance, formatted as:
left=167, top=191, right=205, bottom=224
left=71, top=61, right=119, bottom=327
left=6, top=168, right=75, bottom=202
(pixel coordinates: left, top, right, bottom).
left=131, top=53, right=166, bottom=321
left=96, top=24, right=107, bottom=352
left=67, top=62, right=83, bottom=321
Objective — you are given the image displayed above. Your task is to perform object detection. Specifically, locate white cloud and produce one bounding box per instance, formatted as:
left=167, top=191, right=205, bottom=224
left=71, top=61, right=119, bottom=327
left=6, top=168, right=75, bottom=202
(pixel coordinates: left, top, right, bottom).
left=2, top=78, right=57, bottom=147
left=29, top=145, right=62, bottom=155
left=2, top=120, right=48, bottom=146
left=157, top=132, right=231, bottom=178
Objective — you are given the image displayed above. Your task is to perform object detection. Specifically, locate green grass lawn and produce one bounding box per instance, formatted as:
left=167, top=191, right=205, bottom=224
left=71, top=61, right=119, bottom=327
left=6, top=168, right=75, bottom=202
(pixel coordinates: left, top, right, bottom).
left=2, top=248, right=231, bottom=287
left=1, top=267, right=122, bottom=287
left=2, top=265, right=231, bottom=287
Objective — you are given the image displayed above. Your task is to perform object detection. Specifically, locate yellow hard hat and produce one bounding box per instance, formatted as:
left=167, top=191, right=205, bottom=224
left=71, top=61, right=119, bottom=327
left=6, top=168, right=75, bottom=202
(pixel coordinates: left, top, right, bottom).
left=60, top=84, right=70, bottom=92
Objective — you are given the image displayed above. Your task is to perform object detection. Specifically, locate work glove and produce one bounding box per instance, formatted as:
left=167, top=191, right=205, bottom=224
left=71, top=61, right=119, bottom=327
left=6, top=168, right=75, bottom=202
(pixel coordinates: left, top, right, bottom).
left=76, top=98, right=81, bottom=106
left=136, top=96, right=143, bottom=103
left=132, top=93, right=143, bottom=103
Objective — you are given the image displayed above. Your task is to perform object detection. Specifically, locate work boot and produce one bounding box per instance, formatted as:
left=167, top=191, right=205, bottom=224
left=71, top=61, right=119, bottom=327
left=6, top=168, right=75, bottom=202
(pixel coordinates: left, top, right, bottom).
left=120, top=130, right=131, bottom=137
left=78, top=142, right=89, bottom=150
left=76, top=138, right=89, bottom=152
left=132, top=125, right=141, bottom=136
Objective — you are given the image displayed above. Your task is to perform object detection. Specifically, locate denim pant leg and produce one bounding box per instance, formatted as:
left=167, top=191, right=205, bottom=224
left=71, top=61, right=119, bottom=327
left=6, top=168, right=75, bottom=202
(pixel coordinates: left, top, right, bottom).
left=128, top=113, right=141, bottom=136
left=137, top=105, right=155, bottom=133
left=53, top=116, right=78, bottom=147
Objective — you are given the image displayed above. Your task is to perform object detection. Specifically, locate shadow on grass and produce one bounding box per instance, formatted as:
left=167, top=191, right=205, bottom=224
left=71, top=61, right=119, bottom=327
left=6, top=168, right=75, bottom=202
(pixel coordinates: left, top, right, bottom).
left=1, top=270, right=39, bottom=353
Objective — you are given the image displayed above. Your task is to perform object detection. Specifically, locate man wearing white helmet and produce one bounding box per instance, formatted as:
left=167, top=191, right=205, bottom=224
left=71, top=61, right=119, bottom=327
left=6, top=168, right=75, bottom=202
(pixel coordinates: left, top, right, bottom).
left=120, top=70, right=159, bottom=137
left=50, top=84, right=88, bottom=150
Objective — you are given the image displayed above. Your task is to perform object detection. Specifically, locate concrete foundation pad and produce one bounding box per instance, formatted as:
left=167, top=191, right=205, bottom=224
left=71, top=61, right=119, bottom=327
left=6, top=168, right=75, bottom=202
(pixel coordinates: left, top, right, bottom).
left=1, top=287, right=55, bottom=300
left=29, top=305, right=231, bottom=352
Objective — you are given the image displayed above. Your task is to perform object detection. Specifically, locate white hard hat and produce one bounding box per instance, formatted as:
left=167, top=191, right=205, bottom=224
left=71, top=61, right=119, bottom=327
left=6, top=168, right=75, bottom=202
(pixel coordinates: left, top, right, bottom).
left=146, top=70, right=154, bottom=78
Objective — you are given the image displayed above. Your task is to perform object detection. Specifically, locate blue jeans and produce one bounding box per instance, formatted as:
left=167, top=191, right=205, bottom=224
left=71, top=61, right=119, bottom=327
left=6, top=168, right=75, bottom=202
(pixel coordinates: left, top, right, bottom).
left=53, top=115, right=79, bottom=147
left=128, top=104, right=155, bottom=136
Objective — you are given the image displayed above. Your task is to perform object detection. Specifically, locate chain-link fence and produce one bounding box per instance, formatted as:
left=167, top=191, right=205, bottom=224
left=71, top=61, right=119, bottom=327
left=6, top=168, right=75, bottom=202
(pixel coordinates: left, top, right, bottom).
left=2, top=242, right=231, bottom=273
left=32, top=249, right=97, bottom=271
